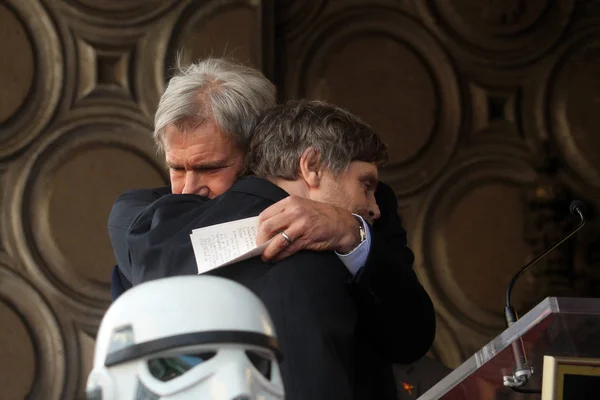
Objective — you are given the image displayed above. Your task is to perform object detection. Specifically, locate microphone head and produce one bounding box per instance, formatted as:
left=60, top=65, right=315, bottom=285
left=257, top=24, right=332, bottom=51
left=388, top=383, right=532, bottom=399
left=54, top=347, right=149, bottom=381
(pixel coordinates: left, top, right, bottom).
left=569, top=200, right=586, bottom=217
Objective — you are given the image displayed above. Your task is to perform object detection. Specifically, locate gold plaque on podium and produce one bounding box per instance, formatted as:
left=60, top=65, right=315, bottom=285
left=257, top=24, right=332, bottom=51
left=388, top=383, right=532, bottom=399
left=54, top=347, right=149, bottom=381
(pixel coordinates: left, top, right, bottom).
left=542, top=355, right=600, bottom=399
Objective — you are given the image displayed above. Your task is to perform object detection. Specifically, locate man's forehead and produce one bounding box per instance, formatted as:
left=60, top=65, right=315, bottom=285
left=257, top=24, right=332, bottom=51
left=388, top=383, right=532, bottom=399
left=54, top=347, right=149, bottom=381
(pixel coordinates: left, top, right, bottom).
left=165, top=152, right=229, bottom=167
left=165, top=146, right=239, bottom=168
left=164, top=121, right=223, bottom=147
left=163, top=124, right=239, bottom=161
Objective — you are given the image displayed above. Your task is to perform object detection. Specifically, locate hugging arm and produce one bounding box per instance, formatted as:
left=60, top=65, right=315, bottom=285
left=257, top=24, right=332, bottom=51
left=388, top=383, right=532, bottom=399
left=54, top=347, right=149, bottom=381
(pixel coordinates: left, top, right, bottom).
left=351, top=182, right=436, bottom=363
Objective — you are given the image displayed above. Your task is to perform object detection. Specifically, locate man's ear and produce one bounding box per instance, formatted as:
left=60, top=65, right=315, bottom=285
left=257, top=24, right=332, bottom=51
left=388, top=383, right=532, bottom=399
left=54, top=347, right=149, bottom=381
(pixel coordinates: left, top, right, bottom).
left=298, top=147, right=322, bottom=188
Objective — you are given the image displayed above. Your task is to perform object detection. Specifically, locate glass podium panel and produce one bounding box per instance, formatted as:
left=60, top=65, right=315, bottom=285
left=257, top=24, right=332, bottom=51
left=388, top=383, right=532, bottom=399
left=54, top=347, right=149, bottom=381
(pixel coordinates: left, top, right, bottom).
left=418, top=297, right=600, bottom=400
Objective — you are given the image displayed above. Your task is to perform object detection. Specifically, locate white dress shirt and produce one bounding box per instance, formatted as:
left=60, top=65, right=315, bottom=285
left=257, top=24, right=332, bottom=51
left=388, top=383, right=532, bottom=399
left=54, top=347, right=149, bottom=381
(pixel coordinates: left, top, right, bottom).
left=335, top=214, right=371, bottom=276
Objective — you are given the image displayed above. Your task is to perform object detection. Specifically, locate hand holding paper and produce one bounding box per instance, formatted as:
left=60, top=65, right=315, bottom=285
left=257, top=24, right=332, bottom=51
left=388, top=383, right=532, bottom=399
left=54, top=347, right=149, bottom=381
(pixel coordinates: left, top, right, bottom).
left=190, top=216, right=274, bottom=275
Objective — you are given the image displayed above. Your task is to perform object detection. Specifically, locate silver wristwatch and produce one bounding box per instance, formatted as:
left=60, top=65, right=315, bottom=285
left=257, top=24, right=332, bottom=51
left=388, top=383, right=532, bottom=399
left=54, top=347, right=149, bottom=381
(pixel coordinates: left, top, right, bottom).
left=355, top=215, right=367, bottom=244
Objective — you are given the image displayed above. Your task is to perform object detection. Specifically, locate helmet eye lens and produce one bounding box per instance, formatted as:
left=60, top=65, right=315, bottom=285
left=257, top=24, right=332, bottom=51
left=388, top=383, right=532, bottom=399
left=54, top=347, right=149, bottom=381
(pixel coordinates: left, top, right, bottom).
left=246, top=350, right=272, bottom=380
left=147, top=349, right=274, bottom=382
left=147, top=352, right=216, bottom=382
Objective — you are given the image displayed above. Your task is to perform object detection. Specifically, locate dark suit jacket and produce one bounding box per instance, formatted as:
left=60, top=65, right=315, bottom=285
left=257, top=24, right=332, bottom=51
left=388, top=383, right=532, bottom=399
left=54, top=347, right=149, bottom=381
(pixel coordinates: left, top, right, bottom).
left=112, top=177, right=363, bottom=398
left=108, top=185, right=171, bottom=287
left=107, top=177, right=436, bottom=397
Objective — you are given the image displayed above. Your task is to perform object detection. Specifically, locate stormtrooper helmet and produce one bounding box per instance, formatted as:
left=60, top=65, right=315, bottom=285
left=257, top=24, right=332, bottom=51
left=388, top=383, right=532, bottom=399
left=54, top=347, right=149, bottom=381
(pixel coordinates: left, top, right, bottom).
left=86, top=275, right=285, bottom=400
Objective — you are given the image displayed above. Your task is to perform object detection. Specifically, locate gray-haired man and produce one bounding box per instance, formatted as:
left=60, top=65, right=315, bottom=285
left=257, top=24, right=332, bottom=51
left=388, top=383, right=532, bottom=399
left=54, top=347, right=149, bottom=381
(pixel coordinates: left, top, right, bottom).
left=108, top=58, right=435, bottom=397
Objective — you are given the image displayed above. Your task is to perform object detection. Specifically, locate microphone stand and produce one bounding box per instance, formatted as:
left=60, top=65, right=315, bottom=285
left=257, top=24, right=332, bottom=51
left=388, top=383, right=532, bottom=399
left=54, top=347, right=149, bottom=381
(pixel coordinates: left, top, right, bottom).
left=502, top=202, right=586, bottom=391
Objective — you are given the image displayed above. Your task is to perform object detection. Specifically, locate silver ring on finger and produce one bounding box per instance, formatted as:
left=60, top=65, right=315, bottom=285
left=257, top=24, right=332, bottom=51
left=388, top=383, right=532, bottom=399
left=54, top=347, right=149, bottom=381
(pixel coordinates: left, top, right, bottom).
left=281, top=231, right=293, bottom=245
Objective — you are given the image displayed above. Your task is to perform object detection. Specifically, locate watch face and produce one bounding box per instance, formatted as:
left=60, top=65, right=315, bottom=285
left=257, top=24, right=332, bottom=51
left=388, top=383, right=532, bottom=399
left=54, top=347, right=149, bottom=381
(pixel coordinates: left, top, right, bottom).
left=355, top=216, right=366, bottom=242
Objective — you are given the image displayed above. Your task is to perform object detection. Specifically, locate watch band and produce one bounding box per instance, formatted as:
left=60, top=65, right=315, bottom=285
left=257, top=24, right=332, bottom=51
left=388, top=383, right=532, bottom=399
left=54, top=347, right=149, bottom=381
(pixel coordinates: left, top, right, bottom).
left=355, top=215, right=367, bottom=243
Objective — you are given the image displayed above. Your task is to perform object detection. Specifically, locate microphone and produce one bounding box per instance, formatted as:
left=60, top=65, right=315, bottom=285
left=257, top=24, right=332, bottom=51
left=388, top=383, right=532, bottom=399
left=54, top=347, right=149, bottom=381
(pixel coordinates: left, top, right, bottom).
left=502, top=200, right=586, bottom=391
left=505, top=200, right=586, bottom=324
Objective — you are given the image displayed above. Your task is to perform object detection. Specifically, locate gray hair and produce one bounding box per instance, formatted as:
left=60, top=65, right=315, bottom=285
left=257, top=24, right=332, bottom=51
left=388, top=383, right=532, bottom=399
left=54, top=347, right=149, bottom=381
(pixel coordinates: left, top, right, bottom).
left=246, top=100, right=388, bottom=179
left=154, top=57, right=276, bottom=153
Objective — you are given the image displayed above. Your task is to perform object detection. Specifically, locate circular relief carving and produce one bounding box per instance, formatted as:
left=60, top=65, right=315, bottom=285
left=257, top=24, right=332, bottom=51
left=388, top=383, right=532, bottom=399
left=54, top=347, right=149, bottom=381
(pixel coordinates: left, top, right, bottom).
left=419, top=0, right=574, bottom=66
left=0, top=4, right=33, bottom=124
left=545, top=31, right=600, bottom=191
left=48, top=147, right=166, bottom=284
left=276, top=0, right=327, bottom=40
left=294, top=7, right=462, bottom=196
left=78, top=328, right=97, bottom=396
left=63, top=0, right=181, bottom=25
left=0, top=0, right=63, bottom=160
left=431, top=313, right=464, bottom=369
left=0, top=299, right=35, bottom=398
left=308, top=36, right=436, bottom=167
left=12, top=111, right=167, bottom=306
left=412, top=147, right=536, bottom=331
left=137, top=0, right=261, bottom=120
left=0, top=265, right=65, bottom=399
left=167, top=1, right=260, bottom=69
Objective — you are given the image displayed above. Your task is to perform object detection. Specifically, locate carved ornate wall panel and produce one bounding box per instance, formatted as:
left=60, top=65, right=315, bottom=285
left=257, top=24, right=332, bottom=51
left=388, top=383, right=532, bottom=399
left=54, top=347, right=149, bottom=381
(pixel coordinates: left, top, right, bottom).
left=288, top=6, right=463, bottom=197
left=0, top=0, right=266, bottom=398
left=274, top=0, right=600, bottom=373
left=1, top=0, right=599, bottom=398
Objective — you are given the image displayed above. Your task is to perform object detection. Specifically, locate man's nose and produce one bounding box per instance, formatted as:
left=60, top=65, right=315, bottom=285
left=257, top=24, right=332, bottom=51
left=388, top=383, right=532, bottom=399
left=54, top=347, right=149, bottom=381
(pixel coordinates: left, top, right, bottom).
left=181, top=172, right=209, bottom=196
left=369, top=203, right=381, bottom=222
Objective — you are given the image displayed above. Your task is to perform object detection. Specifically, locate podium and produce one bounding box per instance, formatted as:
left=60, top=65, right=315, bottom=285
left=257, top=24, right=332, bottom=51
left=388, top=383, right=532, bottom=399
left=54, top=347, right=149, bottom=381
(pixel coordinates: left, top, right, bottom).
left=418, top=297, right=600, bottom=399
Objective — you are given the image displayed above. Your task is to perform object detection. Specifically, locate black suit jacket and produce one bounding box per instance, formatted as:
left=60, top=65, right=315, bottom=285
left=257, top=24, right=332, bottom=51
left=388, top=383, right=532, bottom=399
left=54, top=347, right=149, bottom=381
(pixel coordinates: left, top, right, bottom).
left=107, top=177, right=436, bottom=396
left=116, top=177, right=367, bottom=399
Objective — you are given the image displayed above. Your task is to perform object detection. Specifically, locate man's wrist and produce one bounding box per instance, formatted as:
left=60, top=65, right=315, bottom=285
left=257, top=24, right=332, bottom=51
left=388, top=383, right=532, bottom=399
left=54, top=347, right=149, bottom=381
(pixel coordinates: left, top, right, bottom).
left=338, top=214, right=365, bottom=254
left=335, top=214, right=371, bottom=275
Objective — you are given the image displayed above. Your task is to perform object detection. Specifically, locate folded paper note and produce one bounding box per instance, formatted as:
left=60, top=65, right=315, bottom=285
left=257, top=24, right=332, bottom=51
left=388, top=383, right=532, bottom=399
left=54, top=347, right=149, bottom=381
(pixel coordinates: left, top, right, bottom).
left=190, top=216, right=274, bottom=275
